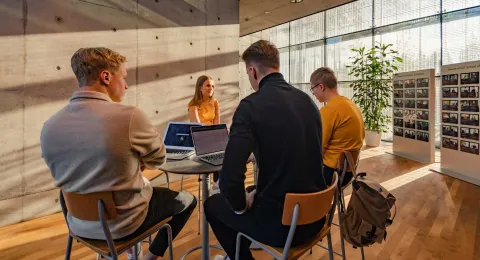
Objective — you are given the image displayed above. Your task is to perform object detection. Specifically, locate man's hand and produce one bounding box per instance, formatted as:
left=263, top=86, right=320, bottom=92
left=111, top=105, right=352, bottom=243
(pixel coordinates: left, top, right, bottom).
left=246, top=189, right=256, bottom=210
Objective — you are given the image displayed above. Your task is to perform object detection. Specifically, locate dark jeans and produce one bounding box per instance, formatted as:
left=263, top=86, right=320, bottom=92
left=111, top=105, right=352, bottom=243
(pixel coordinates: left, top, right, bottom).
left=324, top=166, right=353, bottom=187
left=118, top=187, right=197, bottom=256
left=204, top=190, right=325, bottom=260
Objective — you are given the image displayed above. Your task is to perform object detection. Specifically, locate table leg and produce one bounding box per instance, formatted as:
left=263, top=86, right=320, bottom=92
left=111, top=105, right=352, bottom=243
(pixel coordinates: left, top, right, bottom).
left=202, top=174, right=210, bottom=260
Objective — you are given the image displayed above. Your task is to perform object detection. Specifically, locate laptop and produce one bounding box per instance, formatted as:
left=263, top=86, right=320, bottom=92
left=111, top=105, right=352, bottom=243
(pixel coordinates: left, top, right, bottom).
left=191, top=124, right=229, bottom=166
left=163, top=122, right=203, bottom=160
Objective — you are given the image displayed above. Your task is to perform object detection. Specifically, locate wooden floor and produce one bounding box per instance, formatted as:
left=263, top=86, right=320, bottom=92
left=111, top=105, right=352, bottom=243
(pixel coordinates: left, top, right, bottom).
left=1, top=144, right=479, bottom=260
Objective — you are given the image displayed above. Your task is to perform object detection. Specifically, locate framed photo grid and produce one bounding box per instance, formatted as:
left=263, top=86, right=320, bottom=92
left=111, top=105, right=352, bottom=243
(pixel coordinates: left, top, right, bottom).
left=441, top=71, right=480, bottom=155
left=392, top=77, right=430, bottom=143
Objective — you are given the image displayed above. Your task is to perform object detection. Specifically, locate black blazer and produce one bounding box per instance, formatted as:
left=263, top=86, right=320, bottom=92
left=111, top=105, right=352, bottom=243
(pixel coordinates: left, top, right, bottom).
left=219, top=72, right=326, bottom=212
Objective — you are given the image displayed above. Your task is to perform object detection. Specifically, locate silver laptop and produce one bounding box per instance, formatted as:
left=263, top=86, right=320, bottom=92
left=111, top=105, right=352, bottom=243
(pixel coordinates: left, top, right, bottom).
left=163, top=122, right=203, bottom=160
left=191, top=124, right=229, bottom=166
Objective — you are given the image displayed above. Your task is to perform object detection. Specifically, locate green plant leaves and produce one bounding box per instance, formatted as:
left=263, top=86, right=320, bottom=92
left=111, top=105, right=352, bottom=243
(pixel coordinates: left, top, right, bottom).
left=348, top=43, right=403, bottom=133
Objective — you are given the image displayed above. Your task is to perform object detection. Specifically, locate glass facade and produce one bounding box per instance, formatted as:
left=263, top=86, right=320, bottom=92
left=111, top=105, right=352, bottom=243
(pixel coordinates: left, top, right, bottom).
left=240, top=0, right=480, bottom=144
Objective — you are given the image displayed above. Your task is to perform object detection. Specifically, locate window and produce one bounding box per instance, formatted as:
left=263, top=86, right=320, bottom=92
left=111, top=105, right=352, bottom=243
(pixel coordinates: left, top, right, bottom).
left=240, top=1, right=480, bottom=144
left=290, top=12, right=324, bottom=45
left=326, top=0, right=373, bottom=37
left=289, top=41, right=324, bottom=84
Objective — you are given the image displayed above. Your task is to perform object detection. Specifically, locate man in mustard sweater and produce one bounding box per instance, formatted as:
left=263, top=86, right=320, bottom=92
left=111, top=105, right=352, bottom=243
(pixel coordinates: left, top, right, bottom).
left=310, top=67, right=365, bottom=186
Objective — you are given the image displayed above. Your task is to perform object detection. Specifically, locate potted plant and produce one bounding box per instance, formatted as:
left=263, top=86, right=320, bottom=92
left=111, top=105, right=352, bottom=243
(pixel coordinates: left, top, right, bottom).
left=347, top=43, right=403, bottom=147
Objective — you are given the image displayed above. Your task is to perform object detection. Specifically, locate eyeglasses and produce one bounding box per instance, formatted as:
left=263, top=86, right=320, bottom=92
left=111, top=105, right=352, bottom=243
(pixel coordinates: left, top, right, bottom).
left=310, top=83, right=321, bottom=93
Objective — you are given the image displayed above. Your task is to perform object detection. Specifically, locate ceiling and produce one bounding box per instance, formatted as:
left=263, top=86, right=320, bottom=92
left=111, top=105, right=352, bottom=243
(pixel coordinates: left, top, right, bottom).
left=240, top=0, right=356, bottom=36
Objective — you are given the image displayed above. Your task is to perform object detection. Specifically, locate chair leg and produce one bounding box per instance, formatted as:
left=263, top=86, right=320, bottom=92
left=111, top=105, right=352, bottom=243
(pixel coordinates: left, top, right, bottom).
left=165, top=172, right=170, bottom=189
left=65, top=234, right=73, bottom=260
left=96, top=254, right=101, bottom=260
left=167, top=224, right=174, bottom=260
left=327, top=232, right=334, bottom=260
left=180, top=174, right=183, bottom=191
left=134, top=243, right=139, bottom=260
left=361, top=247, right=366, bottom=260
left=235, top=233, right=242, bottom=260
left=149, top=235, right=152, bottom=246
left=197, top=175, right=201, bottom=235
left=337, top=193, right=346, bottom=260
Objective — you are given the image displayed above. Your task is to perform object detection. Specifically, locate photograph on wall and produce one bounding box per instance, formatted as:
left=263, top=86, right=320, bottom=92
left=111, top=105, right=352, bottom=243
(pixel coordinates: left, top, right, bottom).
left=460, top=86, right=479, bottom=98
left=394, top=80, right=404, bottom=89
left=460, top=100, right=479, bottom=112
left=417, top=121, right=429, bottom=131
left=404, top=79, right=416, bottom=88
left=405, top=130, right=416, bottom=139
left=394, top=90, right=403, bottom=98
left=460, top=127, right=479, bottom=141
left=442, top=87, right=458, bottom=98
left=443, top=100, right=458, bottom=111
left=417, top=132, right=429, bottom=142
left=394, top=118, right=404, bottom=127
left=460, top=141, right=480, bottom=155
left=416, top=89, right=428, bottom=98
left=460, top=114, right=480, bottom=126
left=394, top=109, right=404, bottom=118
left=416, top=78, right=429, bottom=88
left=417, top=100, right=429, bottom=109
left=442, top=113, right=458, bottom=124
left=405, top=120, right=416, bottom=129
left=442, top=125, right=458, bottom=137
left=442, top=74, right=458, bottom=85
left=442, top=137, right=458, bottom=150
left=394, top=99, right=404, bottom=108
left=405, top=100, right=416, bottom=108
left=405, top=110, right=416, bottom=120
left=405, top=90, right=416, bottom=98
left=394, top=128, right=404, bottom=137
left=417, top=111, right=429, bottom=120
left=460, top=72, right=480, bottom=85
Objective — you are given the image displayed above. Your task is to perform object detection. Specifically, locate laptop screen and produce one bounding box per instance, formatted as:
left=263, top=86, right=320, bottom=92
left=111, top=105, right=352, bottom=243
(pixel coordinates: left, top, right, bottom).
left=191, top=125, right=229, bottom=156
left=163, top=122, right=202, bottom=150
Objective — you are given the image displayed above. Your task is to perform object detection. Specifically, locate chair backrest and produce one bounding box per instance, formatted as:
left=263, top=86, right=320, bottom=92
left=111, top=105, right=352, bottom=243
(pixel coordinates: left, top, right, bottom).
left=337, top=150, right=360, bottom=174
left=282, top=173, right=338, bottom=226
left=61, top=189, right=117, bottom=221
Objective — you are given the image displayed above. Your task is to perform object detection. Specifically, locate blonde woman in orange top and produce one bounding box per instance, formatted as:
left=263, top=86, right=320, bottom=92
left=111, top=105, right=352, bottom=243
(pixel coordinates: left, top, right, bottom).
left=188, top=75, right=220, bottom=125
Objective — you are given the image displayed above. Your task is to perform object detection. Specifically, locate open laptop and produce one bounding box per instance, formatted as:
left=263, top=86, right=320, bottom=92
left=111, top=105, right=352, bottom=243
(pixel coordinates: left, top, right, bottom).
left=163, top=122, right=203, bottom=160
left=191, top=124, right=229, bottom=166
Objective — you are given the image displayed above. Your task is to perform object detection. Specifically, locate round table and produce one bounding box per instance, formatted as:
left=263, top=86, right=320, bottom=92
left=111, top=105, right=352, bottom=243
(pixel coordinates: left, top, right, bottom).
left=158, top=155, right=222, bottom=260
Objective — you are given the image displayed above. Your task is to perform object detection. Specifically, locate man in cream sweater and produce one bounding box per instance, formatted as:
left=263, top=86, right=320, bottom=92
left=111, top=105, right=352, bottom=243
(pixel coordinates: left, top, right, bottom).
left=40, top=47, right=196, bottom=260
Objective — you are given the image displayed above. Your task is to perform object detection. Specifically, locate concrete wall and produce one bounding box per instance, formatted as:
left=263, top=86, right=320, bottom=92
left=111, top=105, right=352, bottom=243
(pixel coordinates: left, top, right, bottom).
left=0, top=0, right=239, bottom=227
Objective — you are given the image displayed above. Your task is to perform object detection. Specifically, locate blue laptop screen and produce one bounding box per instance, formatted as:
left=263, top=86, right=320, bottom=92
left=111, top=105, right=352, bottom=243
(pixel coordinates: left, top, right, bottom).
left=164, top=123, right=197, bottom=148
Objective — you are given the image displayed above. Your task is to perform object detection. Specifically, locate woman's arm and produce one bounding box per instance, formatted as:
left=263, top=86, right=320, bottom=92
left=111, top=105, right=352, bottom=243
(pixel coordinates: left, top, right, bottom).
left=213, top=100, right=220, bottom=124
left=188, top=107, right=201, bottom=123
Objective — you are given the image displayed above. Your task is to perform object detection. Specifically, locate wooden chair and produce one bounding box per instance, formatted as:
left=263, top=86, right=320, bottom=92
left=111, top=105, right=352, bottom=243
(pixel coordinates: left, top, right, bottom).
left=59, top=189, right=173, bottom=260
left=234, top=172, right=338, bottom=260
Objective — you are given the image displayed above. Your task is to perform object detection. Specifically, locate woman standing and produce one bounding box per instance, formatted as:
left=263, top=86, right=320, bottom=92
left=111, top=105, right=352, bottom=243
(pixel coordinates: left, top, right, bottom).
left=188, top=75, right=220, bottom=125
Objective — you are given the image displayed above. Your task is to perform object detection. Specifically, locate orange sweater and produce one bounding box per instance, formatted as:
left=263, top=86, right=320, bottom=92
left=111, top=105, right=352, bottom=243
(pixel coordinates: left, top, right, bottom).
left=320, top=96, right=365, bottom=168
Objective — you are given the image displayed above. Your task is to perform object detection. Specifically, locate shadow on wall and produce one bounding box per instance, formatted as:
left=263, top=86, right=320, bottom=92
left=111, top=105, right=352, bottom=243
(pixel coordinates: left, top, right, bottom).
left=0, top=52, right=238, bottom=114
left=0, top=0, right=239, bottom=37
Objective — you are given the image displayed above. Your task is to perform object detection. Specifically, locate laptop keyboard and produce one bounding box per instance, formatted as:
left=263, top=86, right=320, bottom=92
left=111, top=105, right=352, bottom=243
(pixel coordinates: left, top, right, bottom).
left=167, top=149, right=191, bottom=155
left=204, top=153, right=224, bottom=161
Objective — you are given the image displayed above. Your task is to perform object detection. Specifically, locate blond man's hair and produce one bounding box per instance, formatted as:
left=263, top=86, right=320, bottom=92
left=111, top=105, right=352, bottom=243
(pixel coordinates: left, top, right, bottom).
left=71, top=47, right=126, bottom=86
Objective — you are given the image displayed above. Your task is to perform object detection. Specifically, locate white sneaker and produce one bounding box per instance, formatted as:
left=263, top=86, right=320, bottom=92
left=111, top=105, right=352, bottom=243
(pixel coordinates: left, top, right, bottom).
left=127, top=242, right=143, bottom=260
left=210, top=181, right=221, bottom=195
left=213, top=255, right=230, bottom=260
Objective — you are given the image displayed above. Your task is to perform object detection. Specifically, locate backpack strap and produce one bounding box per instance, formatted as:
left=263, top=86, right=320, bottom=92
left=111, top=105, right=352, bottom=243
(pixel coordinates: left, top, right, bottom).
left=344, top=150, right=360, bottom=178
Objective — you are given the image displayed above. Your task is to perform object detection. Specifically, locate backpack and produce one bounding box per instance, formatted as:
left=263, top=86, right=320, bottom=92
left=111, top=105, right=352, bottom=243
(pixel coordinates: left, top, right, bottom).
left=338, top=153, right=396, bottom=248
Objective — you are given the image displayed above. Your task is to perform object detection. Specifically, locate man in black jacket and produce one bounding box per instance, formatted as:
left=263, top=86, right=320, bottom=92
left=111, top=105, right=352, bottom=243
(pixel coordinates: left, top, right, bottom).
left=204, top=40, right=327, bottom=260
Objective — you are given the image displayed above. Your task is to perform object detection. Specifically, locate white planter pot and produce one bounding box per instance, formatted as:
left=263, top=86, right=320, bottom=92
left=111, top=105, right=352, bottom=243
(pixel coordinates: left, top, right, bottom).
left=365, top=130, right=382, bottom=147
